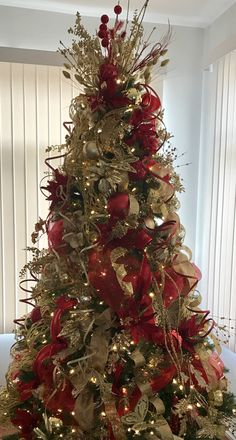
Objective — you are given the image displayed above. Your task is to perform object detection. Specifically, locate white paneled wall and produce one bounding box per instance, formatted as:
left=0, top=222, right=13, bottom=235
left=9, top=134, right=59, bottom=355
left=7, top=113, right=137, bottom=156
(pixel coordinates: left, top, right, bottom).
left=0, top=63, right=76, bottom=333
left=196, top=50, right=236, bottom=351
left=0, top=62, right=164, bottom=334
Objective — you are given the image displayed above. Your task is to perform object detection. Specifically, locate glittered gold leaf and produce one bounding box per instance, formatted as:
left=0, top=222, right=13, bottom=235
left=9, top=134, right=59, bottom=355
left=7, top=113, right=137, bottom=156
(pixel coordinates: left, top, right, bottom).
left=63, top=63, right=71, bottom=70
left=62, top=70, right=71, bottom=79
left=160, top=59, right=170, bottom=67
left=121, top=397, right=149, bottom=425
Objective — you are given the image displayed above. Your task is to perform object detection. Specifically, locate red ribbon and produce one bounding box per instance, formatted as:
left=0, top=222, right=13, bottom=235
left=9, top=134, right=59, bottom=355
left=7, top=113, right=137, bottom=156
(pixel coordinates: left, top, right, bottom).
left=11, top=408, right=38, bottom=440
left=51, top=295, right=77, bottom=343
left=47, top=218, right=66, bottom=254
left=107, top=192, right=130, bottom=220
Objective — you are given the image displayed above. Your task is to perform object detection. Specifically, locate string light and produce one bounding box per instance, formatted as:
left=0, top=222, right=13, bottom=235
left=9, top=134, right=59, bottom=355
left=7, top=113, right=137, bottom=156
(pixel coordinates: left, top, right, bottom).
left=122, top=387, right=128, bottom=396
left=90, top=376, right=97, bottom=384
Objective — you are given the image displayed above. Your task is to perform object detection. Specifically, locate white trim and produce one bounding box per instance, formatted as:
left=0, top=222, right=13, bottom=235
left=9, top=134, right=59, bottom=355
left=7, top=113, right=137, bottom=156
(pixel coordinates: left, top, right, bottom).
left=0, top=0, right=234, bottom=28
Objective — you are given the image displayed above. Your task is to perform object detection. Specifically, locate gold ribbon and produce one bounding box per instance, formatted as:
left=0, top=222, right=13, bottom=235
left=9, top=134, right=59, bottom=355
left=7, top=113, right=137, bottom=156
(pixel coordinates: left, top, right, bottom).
left=110, top=247, right=134, bottom=296
left=150, top=396, right=165, bottom=415
left=74, top=389, right=94, bottom=432
left=154, top=415, right=175, bottom=440
left=130, top=349, right=146, bottom=368
left=129, top=194, right=140, bottom=216
left=137, top=381, right=153, bottom=396
left=104, top=394, right=126, bottom=440
left=88, top=331, right=109, bottom=371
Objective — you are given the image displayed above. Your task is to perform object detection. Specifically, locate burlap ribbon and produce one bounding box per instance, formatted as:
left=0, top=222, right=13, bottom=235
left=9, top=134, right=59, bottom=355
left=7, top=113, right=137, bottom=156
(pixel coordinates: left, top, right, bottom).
left=130, top=349, right=146, bottom=368
left=104, top=394, right=126, bottom=440
left=74, top=389, right=94, bottom=431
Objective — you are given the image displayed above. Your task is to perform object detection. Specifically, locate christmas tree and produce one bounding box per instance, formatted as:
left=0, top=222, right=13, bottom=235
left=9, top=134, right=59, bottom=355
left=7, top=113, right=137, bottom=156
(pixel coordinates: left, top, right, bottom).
left=0, top=2, right=235, bottom=439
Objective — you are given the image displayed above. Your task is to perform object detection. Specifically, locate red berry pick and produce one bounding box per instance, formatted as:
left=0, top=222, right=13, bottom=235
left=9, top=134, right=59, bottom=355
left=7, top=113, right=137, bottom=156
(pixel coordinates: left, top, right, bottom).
left=101, top=14, right=109, bottom=24
left=100, top=23, right=107, bottom=31
left=98, top=29, right=107, bottom=39
left=101, top=38, right=109, bottom=48
left=114, top=4, right=122, bottom=15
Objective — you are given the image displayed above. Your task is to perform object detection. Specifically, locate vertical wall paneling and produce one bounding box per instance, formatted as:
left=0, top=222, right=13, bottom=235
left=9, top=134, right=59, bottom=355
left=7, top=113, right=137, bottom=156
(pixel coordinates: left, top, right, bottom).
left=0, top=63, right=16, bottom=332
left=0, top=62, right=76, bottom=332
left=196, top=51, right=236, bottom=351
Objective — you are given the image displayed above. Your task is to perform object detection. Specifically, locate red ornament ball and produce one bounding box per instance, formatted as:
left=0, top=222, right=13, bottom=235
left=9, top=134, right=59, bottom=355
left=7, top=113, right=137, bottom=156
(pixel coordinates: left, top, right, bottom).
left=100, top=23, right=107, bottom=31
left=98, top=29, right=107, bottom=39
left=114, top=5, right=122, bottom=15
left=101, top=14, right=109, bottom=24
left=101, top=38, right=109, bottom=48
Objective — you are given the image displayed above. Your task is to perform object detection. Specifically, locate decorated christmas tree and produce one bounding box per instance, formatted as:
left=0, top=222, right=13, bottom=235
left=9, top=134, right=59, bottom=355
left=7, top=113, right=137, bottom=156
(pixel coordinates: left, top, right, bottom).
left=0, top=2, right=235, bottom=439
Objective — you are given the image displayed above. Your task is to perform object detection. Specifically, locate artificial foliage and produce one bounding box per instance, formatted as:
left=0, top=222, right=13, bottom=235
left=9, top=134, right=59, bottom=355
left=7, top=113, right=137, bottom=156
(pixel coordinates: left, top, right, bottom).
left=0, top=2, right=235, bottom=439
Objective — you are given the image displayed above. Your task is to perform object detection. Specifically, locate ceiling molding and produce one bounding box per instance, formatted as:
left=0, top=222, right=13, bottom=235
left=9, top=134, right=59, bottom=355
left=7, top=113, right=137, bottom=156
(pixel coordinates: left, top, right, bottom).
left=0, top=0, right=234, bottom=28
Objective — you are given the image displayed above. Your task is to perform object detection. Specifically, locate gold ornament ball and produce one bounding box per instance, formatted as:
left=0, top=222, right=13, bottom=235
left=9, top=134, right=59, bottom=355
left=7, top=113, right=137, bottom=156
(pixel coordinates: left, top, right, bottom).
left=213, top=390, right=223, bottom=407
left=144, top=217, right=156, bottom=230
left=49, top=416, right=63, bottom=428
left=83, top=141, right=99, bottom=159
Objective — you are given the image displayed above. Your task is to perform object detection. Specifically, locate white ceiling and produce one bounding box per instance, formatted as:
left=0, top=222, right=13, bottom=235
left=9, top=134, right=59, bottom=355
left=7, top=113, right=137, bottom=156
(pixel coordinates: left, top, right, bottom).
left=0, top=0, right=235, bottom=27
